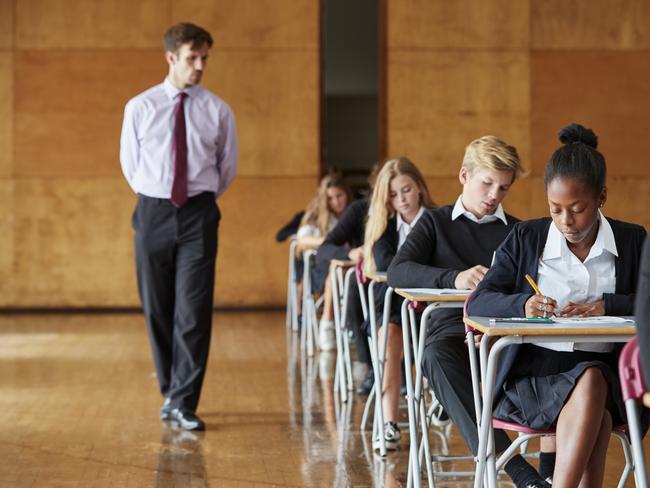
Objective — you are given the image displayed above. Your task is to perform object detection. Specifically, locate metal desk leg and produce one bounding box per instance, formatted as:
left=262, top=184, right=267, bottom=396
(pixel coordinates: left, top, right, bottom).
left=401, top=299, right=421, bottom=488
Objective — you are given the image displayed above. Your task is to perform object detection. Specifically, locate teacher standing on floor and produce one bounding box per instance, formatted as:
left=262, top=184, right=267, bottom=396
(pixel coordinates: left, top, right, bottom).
left=120, top=22, right=238, bottom=431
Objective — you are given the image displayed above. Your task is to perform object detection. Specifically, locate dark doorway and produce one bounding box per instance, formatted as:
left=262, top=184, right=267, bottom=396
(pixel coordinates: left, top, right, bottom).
left=321, top=0, right=382, bottom=190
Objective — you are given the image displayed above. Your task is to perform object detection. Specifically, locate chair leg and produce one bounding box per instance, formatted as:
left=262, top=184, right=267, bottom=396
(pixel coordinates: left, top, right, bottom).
left=360, top=385, right=375, bottom=432
left=612, top=430, right=634, bottom=488
left=624, top=399, right=649, bottom=488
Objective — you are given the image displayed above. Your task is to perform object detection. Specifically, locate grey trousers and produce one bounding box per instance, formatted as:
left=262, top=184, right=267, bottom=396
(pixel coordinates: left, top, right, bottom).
left=422, top=334, right=512, bottom=455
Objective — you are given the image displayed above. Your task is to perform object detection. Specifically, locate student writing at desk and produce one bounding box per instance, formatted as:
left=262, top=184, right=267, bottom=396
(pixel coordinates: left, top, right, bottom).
left=467, top=123, right=646, bottom=488
left=316, top=162, right=384, bottom=393
left=388, top=137, right=554, bottom=487
left=362, top=157, right=436, bottom=449
left=295, top=173, right=351, bottom=350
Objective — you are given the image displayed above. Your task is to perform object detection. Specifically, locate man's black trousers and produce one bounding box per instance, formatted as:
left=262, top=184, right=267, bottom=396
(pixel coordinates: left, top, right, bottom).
left=133, top=192, right=220, bottom=413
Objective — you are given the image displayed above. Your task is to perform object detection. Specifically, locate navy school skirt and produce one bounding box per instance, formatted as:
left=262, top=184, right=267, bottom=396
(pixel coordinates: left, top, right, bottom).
left=493, top=344, right=625, bottom=430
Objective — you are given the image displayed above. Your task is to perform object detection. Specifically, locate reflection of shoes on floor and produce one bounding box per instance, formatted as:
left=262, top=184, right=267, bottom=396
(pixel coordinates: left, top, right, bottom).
left=170, top=409, right=205, bottom=431
left=356, top=368, right=374, bottom=396
left=160, top=397, right=172, bottom=420
left=166, top=427, right=201, bottom=445
left=318, top=319, right=336, bottom=351
left=319, top=352, right=336, bottom=380
left=374, top=421, right=401, bottom=451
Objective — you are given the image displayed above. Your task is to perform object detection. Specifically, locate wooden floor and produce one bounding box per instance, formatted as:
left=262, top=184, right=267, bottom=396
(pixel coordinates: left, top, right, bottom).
left=0, top=311, right=647, bottom=487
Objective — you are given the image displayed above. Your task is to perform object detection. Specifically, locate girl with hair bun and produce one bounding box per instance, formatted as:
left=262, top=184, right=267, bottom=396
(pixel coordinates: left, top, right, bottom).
left=468, top=123, right=647, bottom=487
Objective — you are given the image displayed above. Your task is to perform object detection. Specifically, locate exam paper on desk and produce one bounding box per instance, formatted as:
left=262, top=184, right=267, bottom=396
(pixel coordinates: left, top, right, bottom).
left=551, top=316, right=633, bottom=324
left=398, top=288, right=472, bottom=295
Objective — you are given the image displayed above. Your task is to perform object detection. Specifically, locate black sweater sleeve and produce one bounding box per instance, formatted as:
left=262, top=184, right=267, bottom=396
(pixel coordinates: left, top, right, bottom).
left=317, top=198, right=368, bottom=262
left=373, top=221, right=398, bottom=272
left=387, top=211, right=459, bottom=289
left=605, top=223, right=647, bottom=315
left=275, top=211, right=304, bottom=242
left=466, top=223, right=536, bottom=317
left=635, top=236, right=650, bottom=383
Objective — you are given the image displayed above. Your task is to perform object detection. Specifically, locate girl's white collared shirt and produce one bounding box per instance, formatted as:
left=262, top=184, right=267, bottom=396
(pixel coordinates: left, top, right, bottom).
left=396, top=206, right=425, bottom=248
left=535, top=211, right=617, bottom=353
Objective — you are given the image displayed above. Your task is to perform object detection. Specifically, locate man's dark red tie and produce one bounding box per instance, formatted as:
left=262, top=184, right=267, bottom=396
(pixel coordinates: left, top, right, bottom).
left=171, top=92, right=188, bottom=208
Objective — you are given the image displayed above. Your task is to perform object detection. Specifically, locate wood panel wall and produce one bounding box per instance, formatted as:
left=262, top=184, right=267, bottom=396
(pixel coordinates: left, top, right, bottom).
left=0, top=0, right=319, bottom=307
left=387, top=0, right=650, bottom=230
left=4, top=1, right=649, bottom=308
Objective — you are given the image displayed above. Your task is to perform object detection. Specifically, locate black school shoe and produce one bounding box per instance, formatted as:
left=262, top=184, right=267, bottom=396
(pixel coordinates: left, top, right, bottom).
left=170, top=409, right=205, bottom=431
left=523, top=482, right=552, bottom=488
left=160, top=398, right=172, bottom=420
left=356, top=368, right=375, bottom=396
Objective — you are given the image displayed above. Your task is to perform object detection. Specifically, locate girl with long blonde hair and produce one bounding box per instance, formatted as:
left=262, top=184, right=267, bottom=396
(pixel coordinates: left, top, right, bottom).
left=296, top=173, right=352, bottom=351
left=362, top=157, right=435, bottom=449
left=297, top=173, right=351, bottom=248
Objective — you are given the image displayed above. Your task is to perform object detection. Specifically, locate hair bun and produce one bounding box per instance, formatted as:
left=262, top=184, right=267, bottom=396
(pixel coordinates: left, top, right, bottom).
left=558, top=123, right=598, bottom=149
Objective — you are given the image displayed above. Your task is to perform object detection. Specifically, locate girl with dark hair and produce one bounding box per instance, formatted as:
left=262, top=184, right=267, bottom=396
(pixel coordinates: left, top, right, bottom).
left=467, top=123, right=647, bottom=487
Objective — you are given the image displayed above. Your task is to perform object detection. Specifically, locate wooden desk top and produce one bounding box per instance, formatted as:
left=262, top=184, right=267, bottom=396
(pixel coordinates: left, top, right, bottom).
left=330, top=259, right=354, bottom=268
left=364, top=271, right=387, bottom=283
left=464, top=316, right=637, bottom=337
left=644, top=393, right=650, bottom=409
left=394, top=288, right=470, bottom=303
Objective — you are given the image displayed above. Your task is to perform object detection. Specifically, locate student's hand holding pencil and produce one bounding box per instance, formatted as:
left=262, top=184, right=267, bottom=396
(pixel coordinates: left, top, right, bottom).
left=525, top=294, right=558, bottom=318
left=524, top=274, right=557, bottom=318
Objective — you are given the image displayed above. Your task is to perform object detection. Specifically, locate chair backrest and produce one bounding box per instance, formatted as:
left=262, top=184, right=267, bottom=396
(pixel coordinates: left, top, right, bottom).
left=619, top=336, right=647, bottom=402
left=408, top=300, right=426, bottom=313
left=463, top=291, right=475, bottom=333
left=355, top=258, right=368, bottom=285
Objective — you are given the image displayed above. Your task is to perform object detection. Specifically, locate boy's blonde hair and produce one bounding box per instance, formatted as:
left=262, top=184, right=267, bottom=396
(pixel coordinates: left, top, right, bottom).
left=462, top=136, right=523, bottom=178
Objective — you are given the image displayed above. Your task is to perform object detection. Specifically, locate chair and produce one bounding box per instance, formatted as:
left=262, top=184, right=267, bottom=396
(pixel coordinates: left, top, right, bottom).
left=285, top=237, right=299, bottom=332
left=330, top=259, right=356, bottom=404
left=300, top=249, right=320, bottom=357
left=619, top=337, right=649, bottom=488
left=358, top=264, right=394, bottom=456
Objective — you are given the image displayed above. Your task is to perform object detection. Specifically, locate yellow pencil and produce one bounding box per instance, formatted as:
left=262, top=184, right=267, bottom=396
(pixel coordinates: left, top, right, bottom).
left=525, top=274, right=542, bottom=295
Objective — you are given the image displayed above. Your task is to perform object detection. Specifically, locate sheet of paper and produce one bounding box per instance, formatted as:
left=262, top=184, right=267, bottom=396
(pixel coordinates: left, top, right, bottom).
left=552, top=316, right=634, bottom=324
left=399, top=288, right=471, bottom=295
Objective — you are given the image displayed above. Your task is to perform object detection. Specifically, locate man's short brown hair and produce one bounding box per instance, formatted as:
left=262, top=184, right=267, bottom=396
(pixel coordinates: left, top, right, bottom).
left=163, top=23, right=213, bottom=53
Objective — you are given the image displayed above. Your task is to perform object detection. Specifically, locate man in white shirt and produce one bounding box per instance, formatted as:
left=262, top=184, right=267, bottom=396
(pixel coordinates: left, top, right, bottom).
left=120, top=23, right=238, bottom=431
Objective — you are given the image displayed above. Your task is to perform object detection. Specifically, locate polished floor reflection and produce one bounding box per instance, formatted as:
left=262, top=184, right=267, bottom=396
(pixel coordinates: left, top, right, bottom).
left=0, top=311, right=646, bottom=487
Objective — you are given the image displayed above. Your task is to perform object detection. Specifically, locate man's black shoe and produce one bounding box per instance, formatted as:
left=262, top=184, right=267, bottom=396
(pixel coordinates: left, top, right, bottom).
left=160, top=398, right=172, bottom=420
left=170, top=408, right=205, bottom=431
left=357, top=369, right=375, bottom=396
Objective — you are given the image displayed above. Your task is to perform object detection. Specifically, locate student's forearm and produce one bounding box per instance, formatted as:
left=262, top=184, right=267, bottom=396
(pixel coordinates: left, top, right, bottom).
left=297, top=236, right=325, bottom=251
left=387, top=261, right=458, bottom=289
left=316, top=242, right=350, bottom=262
